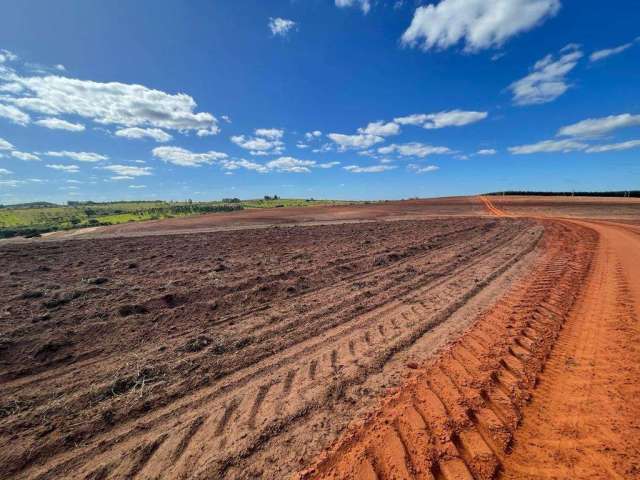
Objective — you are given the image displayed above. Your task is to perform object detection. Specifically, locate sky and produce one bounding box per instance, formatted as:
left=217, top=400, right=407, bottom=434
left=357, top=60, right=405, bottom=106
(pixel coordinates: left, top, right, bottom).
left=0, top=0, right=639, bottom=204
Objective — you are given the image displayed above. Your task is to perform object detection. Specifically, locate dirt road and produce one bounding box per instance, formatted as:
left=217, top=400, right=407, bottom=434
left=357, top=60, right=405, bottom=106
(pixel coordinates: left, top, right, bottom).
left=500, top=219, right=640, bottom=479
left=303, top=197, right=639, bottom=479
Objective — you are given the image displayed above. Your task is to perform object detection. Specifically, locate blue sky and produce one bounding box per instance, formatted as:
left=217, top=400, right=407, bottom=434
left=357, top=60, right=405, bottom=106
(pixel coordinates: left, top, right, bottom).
left=0, top=0, right=638, bottom=203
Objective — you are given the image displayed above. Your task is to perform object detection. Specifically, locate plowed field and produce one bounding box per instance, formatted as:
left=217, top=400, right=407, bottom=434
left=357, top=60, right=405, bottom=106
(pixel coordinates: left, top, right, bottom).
left=301, top=197, right=640, bottom=480
left=0, top=217, right=541, bottom=479
left=2, top=195, right=638, bottom=480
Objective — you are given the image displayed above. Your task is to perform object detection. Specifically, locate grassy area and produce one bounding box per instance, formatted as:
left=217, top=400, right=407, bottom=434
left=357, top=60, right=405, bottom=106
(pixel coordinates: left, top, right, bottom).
left=0, top=198, right=355, bottom=238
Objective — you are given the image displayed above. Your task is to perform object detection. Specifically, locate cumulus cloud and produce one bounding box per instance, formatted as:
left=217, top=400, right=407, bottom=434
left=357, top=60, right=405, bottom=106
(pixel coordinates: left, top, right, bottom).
left=220, top=156, right=339, bottom=174
left=35, top=117, right=85, bottom=132
left=378, top=142, right=452, bottom=157
left=327, top=133, right=384, bottom=151
left=152, top=146, right=228, bottom=167
left=401, top=0, right=560, bottom=52
left=408, top=164, right=439, bottom=173
left=265, top=156, right=315, bottom=173
left=509, top=138, right=588, bottom=154
left=44, top=151, right=108, bottom=162
left=115, top=127, right=172, bottom=142
left=335, top=0, right=371, bottom=14
left=344, top=164, right=395, bottom=173
left=11, top=151, right=40, bottom=161
left=254, top=128, right=284, bottom=139
left=46, top=164, right=79, bottom=172
left=269, top=17, right=297, bottom=37
left=305, top=130, right=322, bottom=141
left=103, top=164, right=152, bottom=177
left=220, top=158, right=269, bottom=174
left=0, top=103, right=30, bottom=125
left=510, top=46, right=582, bottom=105
left=0, top=49, right=18, bottom=64
left=0, top=65, right=220, bottom=135
left=358, top=121, right=401, bottom=137
left=585, top=140, right=640, bottom=153
left=477, top=148, right=497, bottom=155
left=0, top=168, right=11, bottom=175
left=590, top=41, right=635, bottom=62
left=0, top=137, right=14, bottom=150
left=317, top=161, right=340, bottom=168
left=394, top=110, right=487, bottom=129
left=557, top=113, right=640, bottom=138
left=231, top=131, right=285, bottom=156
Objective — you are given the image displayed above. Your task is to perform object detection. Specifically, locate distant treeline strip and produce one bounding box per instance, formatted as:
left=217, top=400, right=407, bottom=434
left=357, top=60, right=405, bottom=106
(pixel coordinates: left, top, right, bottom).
left=0, top=204, right=243, bottom=239
left=486, top=191, right=640, bottom=198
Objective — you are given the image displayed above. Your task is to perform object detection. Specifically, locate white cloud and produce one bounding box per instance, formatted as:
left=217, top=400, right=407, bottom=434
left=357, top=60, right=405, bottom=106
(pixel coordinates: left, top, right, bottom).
left=327, top=133, right=384, bottom=151
left=394, top=110, right=487, bottom=129
left=231, top=134, right=284, bottom=156
left=358, top=120, right=401, bottom=137
left=44, top=151, right=108, bottom=162
left=46, top=164, right=80, bottom=172
left=585, top=140, right=640, bottom=153
left=0, top=49, right=17, bottom=64
left=557, top=113, right=640, bottom=138
left=254, top=128, right=284, bottom=139
left=296, top=143, right=309, bottom=149
left=408, top=164, right=440, bottom=173
left=220, top=156, right=339, bottom=174
left=0, top=103, right=30, bottom=125
left=129, top=184, right=146, bottom=189
left=11, top=151, right=40, bottom=161
left=0, top=168, right=11, bottom=175
left=510, top=46, right=582, bottom=106
left=0, top=137, right=14, bottom=150
left=590, top=42, right=634, bottom=62
left=344, top=164, right=395, bottom=173
left=335, top=0, right=371, bottom=14
left=378, top=142, right=452, bottom=157
left=115, top=127, right=172, bottom=142
left=265, top=156, right=315, bottom=173
left=35, top=117, right=85, bottom=132
left=509, top=138, right=587, bottom=154
left=477, top=148, right=497, bottom=155
left=269, top=17, right=297, bottom=37
left=305, top=130, right=322, bottom=140
left=220, top=158, right=269, bottom=173
left=401, top=0, right=560, bottom=52
left=317, top=161, right=340, bottom=168
left=221, top=115, right=231, bottom=123
left=0, top=68, right=219, bottom=134
left=103, top=164, right=152, bottom=177
left=152, top=146, right=228, bottom=167
left=0, top=179, right=25, bottom=187
left=0, top=82, right=24, bottom=94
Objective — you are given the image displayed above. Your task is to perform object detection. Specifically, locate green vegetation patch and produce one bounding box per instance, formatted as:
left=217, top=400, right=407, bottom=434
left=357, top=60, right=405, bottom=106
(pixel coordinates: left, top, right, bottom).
left=0, top=198, right=356, bottom=238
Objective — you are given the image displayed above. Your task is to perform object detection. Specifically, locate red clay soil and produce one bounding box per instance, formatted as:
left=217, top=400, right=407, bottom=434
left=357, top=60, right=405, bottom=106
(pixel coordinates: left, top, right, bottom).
left=45, top=197, right=484, bottom=240
left=301, top=196, right=640, bottom=480
left=0, top=217, right=541, bottom=480
left=489, top=195, right=640, bottom=221
left=298, top=219, right=595, bottom=480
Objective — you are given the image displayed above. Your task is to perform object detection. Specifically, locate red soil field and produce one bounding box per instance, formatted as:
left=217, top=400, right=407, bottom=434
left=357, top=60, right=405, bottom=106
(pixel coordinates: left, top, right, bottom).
left=1, top=195, right=638, bottom=480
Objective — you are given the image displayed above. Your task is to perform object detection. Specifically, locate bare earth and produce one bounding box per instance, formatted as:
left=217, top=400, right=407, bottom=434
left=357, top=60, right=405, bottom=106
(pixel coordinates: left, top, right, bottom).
left=1, top=195, right=639, bottom=480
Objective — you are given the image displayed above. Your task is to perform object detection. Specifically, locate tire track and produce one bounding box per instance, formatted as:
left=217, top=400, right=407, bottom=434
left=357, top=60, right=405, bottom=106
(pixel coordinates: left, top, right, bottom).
left=298, top=221, right=596, bottom=480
